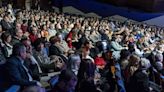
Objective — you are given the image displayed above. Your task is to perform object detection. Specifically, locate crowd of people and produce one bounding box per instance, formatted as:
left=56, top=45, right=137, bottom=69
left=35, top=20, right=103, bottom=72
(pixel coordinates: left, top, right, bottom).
left=0, top=4, right=164, bottom=92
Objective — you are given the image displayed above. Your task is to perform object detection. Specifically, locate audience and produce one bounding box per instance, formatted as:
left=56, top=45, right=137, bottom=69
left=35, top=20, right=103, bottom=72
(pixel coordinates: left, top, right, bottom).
left=0, top=4, right=164, bottom=92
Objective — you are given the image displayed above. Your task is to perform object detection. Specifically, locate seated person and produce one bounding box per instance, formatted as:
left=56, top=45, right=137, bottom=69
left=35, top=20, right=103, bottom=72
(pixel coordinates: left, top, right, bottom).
left=1, top=32, right=13, bottom=58
left=21, top=38, right=42, bottom=80
left=49, top=70, right=77, bottom=92
left=127, top=58, right=160, bottom=92
left=77, top=59, right=99, bottom=92
left=33, top=38, right=55, bottom=73
left=5, top=43, right=42, bottom=88
left=49, top=36, right=62, bottom=56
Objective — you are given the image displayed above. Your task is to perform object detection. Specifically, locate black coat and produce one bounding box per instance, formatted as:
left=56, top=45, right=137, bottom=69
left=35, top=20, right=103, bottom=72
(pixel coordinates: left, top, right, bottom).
left=127, top=69, right=150, bottom=92
left=49, top=45, right=62, bottom=56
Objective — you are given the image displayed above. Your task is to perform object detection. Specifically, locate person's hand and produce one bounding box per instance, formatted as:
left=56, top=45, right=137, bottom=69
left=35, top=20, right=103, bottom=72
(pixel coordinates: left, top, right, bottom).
left=36, top=81, right=42, bottom=87
left=67, top=38, right=71, bottom=41
left=26, top=53, right=32, bottom=59
left=149, top=87, right=153, bottom=91
left=124, top=47, right=128, bottom=49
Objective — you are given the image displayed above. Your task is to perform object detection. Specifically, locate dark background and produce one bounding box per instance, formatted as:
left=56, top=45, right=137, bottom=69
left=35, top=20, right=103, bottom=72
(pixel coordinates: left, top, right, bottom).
left=96, top=0, right=164, bottom=12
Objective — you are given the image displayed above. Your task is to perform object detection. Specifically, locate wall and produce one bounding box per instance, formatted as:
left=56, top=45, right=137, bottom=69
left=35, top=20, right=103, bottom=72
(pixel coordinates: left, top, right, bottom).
left=53, top=0, right=163, bottom=22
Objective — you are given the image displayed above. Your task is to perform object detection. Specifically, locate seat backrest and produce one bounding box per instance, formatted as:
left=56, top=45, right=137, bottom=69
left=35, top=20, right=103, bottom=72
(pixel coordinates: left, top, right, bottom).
left=0, top=64, right=10, bottom=91
left=5, top=85, right=20, bottom=92
left=0, top=64, right=7, bottom=91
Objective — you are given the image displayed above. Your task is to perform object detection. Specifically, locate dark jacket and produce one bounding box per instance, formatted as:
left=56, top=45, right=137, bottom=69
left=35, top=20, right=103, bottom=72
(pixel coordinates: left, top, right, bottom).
left=127, top=69, right=150, bottom=92
left=1, top=20, right=14, bottom=34
left=11, top=36, right=21, bottom=46
left=5, top=56, right=37, bottom=87
left=49, top=44, right=62, bottom=56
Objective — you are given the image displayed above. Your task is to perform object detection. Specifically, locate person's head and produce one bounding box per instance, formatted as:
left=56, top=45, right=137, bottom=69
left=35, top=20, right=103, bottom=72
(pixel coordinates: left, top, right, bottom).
left=15, top=23, right=21, bottom=30
left=42, top=25, right=47, bottom=30
left=129, top=54, right=140, bottom=66
left=15, top=28, right=23, bottom=39
left=155, top=52, right=163, bottom=62
left=49, top=36, right=59, bottom=44
left=1, top=32, right=12, bottom=43
left=32, top=27, right=38, bottom=35
left=50, top=23, right=55, bottom=30
left=155, top=62, right=163, bottom=71
left=7, top=4, right=12, bottom=9
left=115, top=35, right=122, bottom=42
left=58, top=70, right=77, bottom=91
left=105, top=29, right=110, bottom=34
left=21, top=38, right=32, bottom=53
left=140, top=58, right=151, bottom=70
left=56, top=33, right=63, bottom=42
left=68, top=54, right=81, bottom=75
left=12, top=43, right=27, bottom=60
left=63, top=24, right=67, bottom=29
left=83, top=40, right=92, bottom=49
left=120, top=49, right=131, bottom=60
left=33, top=38, right=44, bottom=52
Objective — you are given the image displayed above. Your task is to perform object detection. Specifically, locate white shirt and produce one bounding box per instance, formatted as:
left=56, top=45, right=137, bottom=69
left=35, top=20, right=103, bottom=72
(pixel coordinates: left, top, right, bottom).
left=19, top=57, right=33, bottom=81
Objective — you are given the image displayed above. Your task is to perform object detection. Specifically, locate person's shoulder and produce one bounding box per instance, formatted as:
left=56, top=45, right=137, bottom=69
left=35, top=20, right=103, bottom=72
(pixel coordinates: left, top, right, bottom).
left=7, top=56, right=20, bottom=65
left=1, top=19, right=6, bottom=24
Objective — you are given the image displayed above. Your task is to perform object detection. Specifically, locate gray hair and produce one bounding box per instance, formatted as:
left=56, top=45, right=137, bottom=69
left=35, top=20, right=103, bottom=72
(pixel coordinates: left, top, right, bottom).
left=12, top=43, right=26, bottom=56
left=140, top=58, right=151, bottom=70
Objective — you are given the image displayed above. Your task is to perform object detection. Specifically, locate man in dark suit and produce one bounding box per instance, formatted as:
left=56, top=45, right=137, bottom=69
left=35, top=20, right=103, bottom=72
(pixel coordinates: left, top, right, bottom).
left=5, top=43, right=41, bottom=87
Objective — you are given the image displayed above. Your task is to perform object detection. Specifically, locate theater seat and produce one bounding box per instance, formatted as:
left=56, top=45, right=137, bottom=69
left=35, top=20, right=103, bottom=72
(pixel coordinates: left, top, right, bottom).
left=5, top=85, right=20, bottom=92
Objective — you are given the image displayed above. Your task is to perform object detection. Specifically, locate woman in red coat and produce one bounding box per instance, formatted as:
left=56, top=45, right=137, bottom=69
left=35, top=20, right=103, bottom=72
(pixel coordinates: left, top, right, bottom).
left=66, top=29, right=78, bottom=49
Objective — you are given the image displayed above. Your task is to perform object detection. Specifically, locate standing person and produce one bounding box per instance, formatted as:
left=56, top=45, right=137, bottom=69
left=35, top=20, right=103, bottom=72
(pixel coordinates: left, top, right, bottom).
left=77, top=59, right=98, bottom=92
left=7, top=4, right=14, bottom=16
